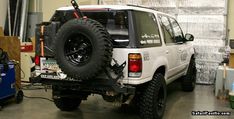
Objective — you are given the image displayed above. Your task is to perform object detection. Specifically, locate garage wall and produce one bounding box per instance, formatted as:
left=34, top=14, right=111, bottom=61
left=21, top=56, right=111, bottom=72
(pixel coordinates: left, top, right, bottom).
left=41, top=0, right=98, bottom=21
left=228, top=0, right=234, bottom=39
left=0, top=0, right=8, bottom=28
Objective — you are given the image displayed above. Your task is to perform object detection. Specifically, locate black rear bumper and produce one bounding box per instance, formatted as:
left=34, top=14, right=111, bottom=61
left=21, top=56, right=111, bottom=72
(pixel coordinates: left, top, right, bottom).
left=29, top=74, right=135, bottom=95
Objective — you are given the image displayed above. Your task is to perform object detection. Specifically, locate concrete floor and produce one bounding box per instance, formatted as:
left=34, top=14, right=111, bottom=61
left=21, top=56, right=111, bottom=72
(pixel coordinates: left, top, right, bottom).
left=0, top=81, right=234, bottom=119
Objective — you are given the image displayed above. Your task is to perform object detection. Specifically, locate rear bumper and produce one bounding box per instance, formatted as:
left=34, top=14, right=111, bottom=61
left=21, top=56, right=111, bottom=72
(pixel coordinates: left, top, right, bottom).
left=122, top=76, right=152, bottom=85
left=30, top=74, right=135, bottom=94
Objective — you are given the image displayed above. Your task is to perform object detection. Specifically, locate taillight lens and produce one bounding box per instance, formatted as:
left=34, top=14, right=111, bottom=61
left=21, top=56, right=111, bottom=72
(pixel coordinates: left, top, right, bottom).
left=35, top=55, right=40, bottom=66
left=128, top=53, right=142, bottom=77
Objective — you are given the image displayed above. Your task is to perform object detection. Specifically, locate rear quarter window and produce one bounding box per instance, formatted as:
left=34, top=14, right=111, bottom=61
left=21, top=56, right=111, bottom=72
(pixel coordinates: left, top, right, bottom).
left=132, top=11, right=161, bottom=47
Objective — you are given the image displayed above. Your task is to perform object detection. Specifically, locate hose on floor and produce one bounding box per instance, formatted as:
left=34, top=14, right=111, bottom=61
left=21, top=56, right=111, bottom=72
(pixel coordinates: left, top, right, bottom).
left=23, top=94, right=54, bottom=102
left=10, top=61, right=54, bottom=103
left=22, top=84, right=51, bottom=90
left=21, top=84, right=53, bottom=102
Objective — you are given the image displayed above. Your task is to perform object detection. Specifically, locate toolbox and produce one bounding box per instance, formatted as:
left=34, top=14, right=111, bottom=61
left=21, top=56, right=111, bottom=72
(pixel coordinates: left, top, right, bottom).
left=0, top=62, right=23, bottom=110
left=0, top=62, right=16, bottom=100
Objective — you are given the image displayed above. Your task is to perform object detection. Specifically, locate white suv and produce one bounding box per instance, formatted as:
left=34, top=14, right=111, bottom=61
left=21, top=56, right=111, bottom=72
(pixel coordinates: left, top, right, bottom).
left=31, top=5, right=196, bottom=119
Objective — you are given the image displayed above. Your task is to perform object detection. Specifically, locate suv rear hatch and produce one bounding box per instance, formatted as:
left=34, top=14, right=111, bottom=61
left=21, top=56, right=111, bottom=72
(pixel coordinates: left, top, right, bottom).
left=34, top=9, right=134, bottom=76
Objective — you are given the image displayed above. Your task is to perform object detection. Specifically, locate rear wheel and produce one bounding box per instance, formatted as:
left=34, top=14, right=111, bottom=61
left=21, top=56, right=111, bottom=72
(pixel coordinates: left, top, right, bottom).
left=52, top=86, right=82, bottom=111
left=53, top=97, right=81, bottom=111
left=139, top=73, right=167, bottom=119
left=181, top=57, right=196, bottom=92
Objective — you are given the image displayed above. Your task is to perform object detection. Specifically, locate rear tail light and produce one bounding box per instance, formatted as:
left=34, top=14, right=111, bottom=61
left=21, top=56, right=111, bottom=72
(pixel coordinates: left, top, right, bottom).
left=128, top=53, right=142, bottom=77
left=35, top=55, right=40, bottom=66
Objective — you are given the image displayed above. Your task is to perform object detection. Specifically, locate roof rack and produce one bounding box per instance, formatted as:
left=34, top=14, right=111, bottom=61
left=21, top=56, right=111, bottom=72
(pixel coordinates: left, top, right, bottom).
left=126, top=4, right=156, bottom=10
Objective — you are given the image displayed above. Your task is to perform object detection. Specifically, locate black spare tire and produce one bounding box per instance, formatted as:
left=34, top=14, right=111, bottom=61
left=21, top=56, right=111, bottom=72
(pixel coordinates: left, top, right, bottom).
left=55, top=18, right=113, bottom=80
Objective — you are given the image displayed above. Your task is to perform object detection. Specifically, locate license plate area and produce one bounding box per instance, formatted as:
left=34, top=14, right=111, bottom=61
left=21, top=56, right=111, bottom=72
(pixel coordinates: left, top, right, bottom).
left=40, top=73, right=61, bottom=80
left=40, top=57, right=60, bottom=73
left=40, top=73, right=79, bottom=82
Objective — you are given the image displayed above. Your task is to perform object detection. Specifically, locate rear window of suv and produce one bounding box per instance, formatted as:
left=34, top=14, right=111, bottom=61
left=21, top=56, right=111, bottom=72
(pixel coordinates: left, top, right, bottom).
left=51, top=10, right=129, bottom=48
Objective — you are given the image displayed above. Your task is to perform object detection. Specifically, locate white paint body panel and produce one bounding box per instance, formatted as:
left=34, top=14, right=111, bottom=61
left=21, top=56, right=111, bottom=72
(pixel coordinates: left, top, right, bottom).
left=112, top=42, right=194, bottom=85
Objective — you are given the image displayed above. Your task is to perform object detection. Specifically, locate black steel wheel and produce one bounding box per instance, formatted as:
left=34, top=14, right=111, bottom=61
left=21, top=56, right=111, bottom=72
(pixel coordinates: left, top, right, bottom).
left=139, top=73, right=167, bottom=119
left=55, top=18, right=113, bottom=80
left=64, top=33, right=93, bottom=66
